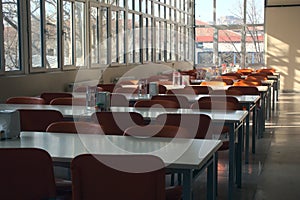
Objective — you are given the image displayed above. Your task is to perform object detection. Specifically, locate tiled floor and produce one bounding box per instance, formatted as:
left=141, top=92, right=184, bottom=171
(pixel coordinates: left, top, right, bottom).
left=190, top=92, right=300, bottom=199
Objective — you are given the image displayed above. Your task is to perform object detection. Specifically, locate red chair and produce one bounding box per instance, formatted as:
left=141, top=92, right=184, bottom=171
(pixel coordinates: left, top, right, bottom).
left=6, top=96, right=46, bottom=104
left=237, top=68, right=254, bottom=75
left=18, top=109, right=64, bottom=131
left=40, top=92, right=73, bottom=104
left=97, top=83, right=119, bottom=93
left=134, top=99, right=180, bottom=108
left=110, top=93, right=131, bottom=107
left=124, top=125, right=190, bottom=138
left=49, top=97, right=86, bottom=106
left=0, top=148, right=56, bottom=200
left=91, top=112, right=145, bottom=135
left=190, top=86, right=213, bottom=94
left=151, top=95, right=191, bottom=108
left=155, top=113, right=212, bottom=139
left=167, top=86, right=197, bottom=95
left=46, top=121, right=103, bottom=134
left=71, top=154, right=182, bottom=200
left=114, top=87, right=139, bottom=94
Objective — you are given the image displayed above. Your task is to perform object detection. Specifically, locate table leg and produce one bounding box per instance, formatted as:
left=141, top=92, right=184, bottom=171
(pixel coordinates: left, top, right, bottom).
left=182, top=169, right=193, bottom=200
left=228, top=124, right=235, bottom=200
left=245, top=104, right=250, bottom=164
left=236, top=123, right=243, bottom=188
left=207, top=154, right=216, bottom=200
left=252, top=107, right=256, bottom=154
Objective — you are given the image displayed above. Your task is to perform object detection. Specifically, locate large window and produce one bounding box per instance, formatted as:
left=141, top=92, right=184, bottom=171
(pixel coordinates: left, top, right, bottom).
left=1, top=0, right=21, bottom=72
left=195, top=0, right=265, bottom=69
left=0, top=0, right=194, bottom=75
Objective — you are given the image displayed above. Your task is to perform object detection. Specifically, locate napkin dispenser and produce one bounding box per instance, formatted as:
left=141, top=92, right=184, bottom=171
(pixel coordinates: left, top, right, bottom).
left=0, top=110, right=20, bottom=140
left=95, top=92, right=111, bottom=111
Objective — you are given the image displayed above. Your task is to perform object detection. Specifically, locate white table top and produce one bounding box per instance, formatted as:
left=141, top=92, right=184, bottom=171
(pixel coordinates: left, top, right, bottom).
left=0, top=131, right=222, bottom=169
left=109, top=107, right=248, bottom=123
left=0, top=104, right=248, bottom=123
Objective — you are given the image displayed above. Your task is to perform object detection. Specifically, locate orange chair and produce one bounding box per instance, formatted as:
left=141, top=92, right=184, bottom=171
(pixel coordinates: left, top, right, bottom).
left=0, top=148, right=57, bottom=200
left=151, top=95, right=191, bottom=108
left=256, top=68, right=275, bottom=75
left=200, top=81, right=227, bottom=86
left=18, top=109, right=64, bottom=131
left=40, top=92, right=73, bottom=104
left=211, top=77, right=234, bottom=85
left=124, top=124, right=189, bottom=138
left=237, top=68, right=254, bottom=75
left=191, top=85, right=212, bottom=94
left=91, top=112, right=145, bottom=135
left=228, top=86, right=260, bottom=95
left=71, top=154, right=182, bottom=200
left=134, top=99, right=180, bottom=109
left=6, top=96, right=46, bottom=104
left=233, top=80, right=261, bottom=86
left=222, top=72, right=242, bottom=79
left=46, top=121, right=103, bottom=134
left=49, top=97, right=86, bottom=106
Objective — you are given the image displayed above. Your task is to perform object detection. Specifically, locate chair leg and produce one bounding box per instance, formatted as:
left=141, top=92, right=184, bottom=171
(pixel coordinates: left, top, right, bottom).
left=215, top=151, right=218, bottom=196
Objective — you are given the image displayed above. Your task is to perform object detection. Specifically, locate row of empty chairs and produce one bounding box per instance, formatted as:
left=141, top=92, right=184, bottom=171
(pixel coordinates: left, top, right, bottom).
left=0, top=148, right=182, bottom=200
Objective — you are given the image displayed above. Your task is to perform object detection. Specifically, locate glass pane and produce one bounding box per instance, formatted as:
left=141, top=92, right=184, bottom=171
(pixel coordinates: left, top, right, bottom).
left=246, top=25, right=264, bottom=65
left=63, top=1, right=73, bottom=66
left=128, top=13, right=134, bottom=63
left=195, top=0, right=213, bottom=24
left=30, top=0, right=42, bottom=68
left=160, top=21, right=165, bottom=61
left=216, top=0, right=243, bottom=25
left=119, top=0, right=124, bottom=7
left=90, top=7, right=99, bottom=64
left=134, top=14, right=140, bottom=63
left=2, top=0, right=20, bottom=71
left=134, top=0, right=140, bottom=11
left=111, top=11, right=117, bottom=62
left=147, top=0, right=151, bottom=14
left=45, top=0, right=58, bottom=69
left=75, top=2, right=85, bottom=66
left=118, top=11, right=125, bottom=63
left=218, top=29, right=241, bottom=66
left=246, top=0, right=264, bottom=24
left=100, top=7, right=107, bottom=64
left=155, top=21, right=160, bottom=61
left=128, top=0, right=133, bottom=10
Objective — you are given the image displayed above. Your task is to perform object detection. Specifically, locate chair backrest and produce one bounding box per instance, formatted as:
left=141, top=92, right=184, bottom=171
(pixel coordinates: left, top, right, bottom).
left=155, top=113, right=211, bottom=139
left=40, top=92, right=73, bottom=104
left=0, top=148, right=56, bottom=200
left=228, top=86, right=260, bottom=95
left=91, top=112, right=145, bottom=135
left=73, top=86, right=103, bottom=93
left=19, top=109, right=64, bottom=131
left=233, top=80, right=261, bottom=86
left=49, top=97, right=86, bottom=106
left=167, top=86, right=197, bottom=95
left=256, top=68, right=275, bottom=74
left=6, top=96, right=46, bottom=104
left=71, top=154, right=166, bottom=200
left=134, top=99, right=180, bottom=108
left=222, top=72, right=242, bottom=79
left=110, top=93, right=131, bottom=107
left=114, top=87, right=139, bottom=94
left=200, top=81, right=227, bottom=86
left=97, top=83, right=119, bottom=93
left=237, top=68, right=254, bottom=75
left=209, top=89, right=243, bottom=95
left=191, top=86, right=212, bottom=94
left=151, top=95, right=191, bottom=108
left=211, top=77, right=234, bottom=85
left=124, top=125, right=190, bottom=138
left=46, top=121, right=103, bottom=134
left=191, top=96, right=241, bottom=110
